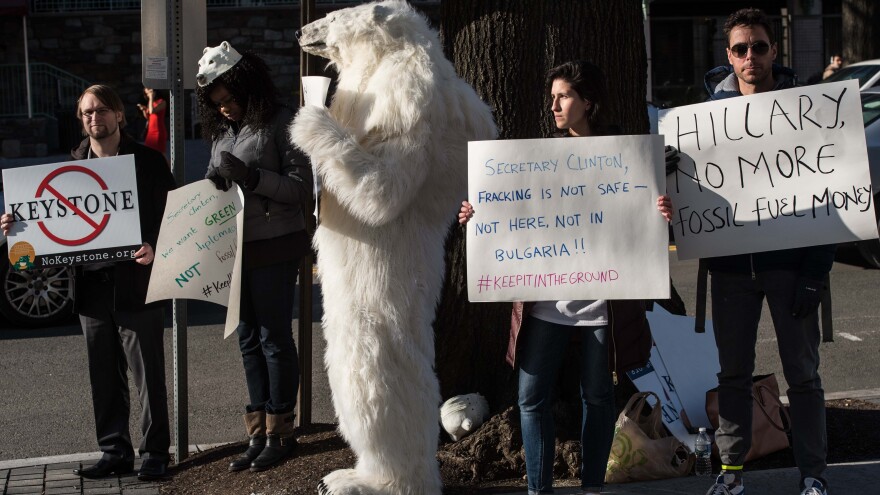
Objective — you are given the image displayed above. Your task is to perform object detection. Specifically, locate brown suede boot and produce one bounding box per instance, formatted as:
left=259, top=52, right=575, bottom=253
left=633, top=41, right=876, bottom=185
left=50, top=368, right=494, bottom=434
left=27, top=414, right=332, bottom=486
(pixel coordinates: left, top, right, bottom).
left=249, top=411, right=297, bottom=472
left=228, top=411, right=266, bottom=472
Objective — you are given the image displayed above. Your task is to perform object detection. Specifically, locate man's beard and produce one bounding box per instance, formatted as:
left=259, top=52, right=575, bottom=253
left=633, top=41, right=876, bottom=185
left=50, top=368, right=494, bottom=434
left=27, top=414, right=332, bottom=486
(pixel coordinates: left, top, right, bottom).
left=87, top=124, right=117, bottom=140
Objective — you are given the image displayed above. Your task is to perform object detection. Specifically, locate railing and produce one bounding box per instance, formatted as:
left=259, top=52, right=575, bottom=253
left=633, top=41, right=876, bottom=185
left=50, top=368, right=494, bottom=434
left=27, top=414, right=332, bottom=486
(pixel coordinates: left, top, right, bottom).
left=30, top=0, right=438, bottom=13
left=0, top=63, right=90, bottom=118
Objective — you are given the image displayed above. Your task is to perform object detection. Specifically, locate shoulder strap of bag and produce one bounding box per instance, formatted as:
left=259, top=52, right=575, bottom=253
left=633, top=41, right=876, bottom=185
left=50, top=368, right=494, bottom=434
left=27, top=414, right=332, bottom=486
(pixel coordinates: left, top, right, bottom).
left=821, top=272, right=834, bottom=343
left=695, top=259, right=709, bottom=333
left=622, top=391, right=660, bottom=419
left=753, top=384, right=791, bottom=432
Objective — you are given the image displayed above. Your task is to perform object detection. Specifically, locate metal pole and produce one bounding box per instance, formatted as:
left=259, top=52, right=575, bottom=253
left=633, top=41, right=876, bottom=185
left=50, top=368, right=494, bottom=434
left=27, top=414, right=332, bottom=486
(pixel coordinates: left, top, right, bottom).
left=781, top=7, right=791, bottom=68
left=643, top=0, right=652, bottom=104
left=23, top=16, right=32, bottom=119
left=169, top=0, right=189, bottom=463
left=296, top=0, right=318, bottom=428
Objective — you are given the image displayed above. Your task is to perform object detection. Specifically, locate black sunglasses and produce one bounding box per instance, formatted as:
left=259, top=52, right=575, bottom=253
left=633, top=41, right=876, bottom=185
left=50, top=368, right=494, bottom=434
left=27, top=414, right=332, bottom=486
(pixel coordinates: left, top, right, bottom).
left=729, top=41, right=771, bottom=58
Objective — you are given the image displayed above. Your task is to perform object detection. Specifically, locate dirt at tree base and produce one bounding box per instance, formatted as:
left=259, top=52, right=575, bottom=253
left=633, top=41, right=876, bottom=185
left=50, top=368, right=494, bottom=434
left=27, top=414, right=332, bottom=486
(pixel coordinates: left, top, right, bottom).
left=159, top=399, right=880, bottom=494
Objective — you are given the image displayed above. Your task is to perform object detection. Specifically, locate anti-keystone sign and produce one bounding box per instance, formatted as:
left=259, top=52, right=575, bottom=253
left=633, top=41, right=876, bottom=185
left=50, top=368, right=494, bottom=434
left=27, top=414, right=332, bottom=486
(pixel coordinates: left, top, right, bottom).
left=2, top=156, right=143, bottom=270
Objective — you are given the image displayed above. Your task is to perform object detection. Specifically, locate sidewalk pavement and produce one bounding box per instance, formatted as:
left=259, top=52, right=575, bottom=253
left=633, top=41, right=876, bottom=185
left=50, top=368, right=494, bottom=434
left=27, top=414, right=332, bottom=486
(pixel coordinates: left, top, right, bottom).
left=1, top=458, right=160, bottom=495
left=0, top=441, right=233, bottom=495
left=2, top=456, right=877, bottom=494
left=1, top=390, right=878, bottom=494
left=491, top=460, right=880, bottom=494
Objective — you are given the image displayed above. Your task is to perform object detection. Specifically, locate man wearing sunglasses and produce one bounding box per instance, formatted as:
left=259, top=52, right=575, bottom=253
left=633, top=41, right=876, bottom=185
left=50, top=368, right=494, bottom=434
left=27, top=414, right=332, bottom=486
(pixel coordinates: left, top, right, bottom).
left=698, top=8, right=835, bottom=495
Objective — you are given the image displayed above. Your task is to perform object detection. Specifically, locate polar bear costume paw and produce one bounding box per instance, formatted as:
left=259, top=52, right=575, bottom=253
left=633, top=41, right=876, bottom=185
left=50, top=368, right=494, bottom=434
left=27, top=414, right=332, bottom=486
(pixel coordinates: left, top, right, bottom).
left=289, top=105, right=347, bottom=164
left=317, top=469, right=385, bottom=495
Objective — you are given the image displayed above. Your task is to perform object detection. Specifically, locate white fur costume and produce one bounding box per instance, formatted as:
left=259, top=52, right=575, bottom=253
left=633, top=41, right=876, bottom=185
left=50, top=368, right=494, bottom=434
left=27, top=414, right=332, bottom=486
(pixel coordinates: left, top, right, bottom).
left=290, top=1, right=497, bottom=494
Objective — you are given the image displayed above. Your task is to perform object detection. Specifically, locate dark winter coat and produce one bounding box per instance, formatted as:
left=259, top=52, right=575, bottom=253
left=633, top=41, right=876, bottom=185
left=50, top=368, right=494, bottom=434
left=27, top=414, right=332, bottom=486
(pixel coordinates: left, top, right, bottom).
left=206, top=107, right=312, bottom=243
left=701, top=64, right=837, bottom=282
left=71, top=133, right=176, bottom=311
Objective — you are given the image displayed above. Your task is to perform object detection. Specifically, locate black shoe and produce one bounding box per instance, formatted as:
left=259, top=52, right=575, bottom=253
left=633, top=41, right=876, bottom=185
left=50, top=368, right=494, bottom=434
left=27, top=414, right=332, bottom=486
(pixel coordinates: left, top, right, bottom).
left=137, top=457, right=169, bottom=481
left=249, top=434, right=297, bottom=472
left=229, top=435, right=266, bottom=472
left=74, top=458, right=134, bottom=479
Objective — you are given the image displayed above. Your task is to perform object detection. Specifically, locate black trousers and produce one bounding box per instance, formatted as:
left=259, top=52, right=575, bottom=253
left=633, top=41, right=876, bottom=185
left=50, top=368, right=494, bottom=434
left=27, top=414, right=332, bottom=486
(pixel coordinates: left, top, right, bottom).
left=78, top=274, right=170, bottom=463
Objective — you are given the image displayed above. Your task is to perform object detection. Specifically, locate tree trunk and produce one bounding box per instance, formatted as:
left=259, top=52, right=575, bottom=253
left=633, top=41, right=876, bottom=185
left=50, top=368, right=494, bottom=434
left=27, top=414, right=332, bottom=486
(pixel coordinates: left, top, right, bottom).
left=843, top=0, right=880, bottom=62
left=434, top=0, right=648, bottom=415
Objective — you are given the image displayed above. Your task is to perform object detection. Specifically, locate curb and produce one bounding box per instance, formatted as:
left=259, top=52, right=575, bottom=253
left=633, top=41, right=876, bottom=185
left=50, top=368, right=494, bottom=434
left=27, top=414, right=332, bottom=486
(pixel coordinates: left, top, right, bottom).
left=0, top=442, right=231, bottom=471
left=780, top=387, right=880, bottom=405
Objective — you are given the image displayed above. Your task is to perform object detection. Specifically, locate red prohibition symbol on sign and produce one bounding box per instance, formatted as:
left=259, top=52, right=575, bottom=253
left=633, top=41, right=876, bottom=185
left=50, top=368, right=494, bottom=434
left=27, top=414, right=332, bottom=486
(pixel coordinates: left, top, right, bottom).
left=35, top=165, right=111, bottom=246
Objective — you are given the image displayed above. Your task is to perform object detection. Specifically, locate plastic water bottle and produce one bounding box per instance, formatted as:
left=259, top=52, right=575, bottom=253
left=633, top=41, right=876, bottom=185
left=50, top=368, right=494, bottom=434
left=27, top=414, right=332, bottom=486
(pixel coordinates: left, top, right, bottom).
left=694, top=427, right=713, bottom=476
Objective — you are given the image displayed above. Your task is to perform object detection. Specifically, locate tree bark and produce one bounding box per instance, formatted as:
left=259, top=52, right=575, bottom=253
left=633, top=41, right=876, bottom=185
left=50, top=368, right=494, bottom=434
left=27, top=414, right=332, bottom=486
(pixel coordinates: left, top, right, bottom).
left=843, top=0, right=880, bottom=62
left=434, top=0, right=649, bottom=413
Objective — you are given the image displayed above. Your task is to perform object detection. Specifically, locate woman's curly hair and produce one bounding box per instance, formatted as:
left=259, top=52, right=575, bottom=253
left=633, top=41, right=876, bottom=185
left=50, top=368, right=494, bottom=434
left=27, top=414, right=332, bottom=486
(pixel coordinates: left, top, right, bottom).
left=195, top=51, right=280, bottom=140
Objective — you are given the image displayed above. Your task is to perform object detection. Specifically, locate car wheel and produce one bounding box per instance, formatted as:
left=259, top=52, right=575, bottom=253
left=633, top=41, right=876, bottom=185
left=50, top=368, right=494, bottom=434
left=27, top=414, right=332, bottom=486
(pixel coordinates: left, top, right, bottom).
left=0, top=260, right=75, bottom=327
left=857, top=192, right=880, bottom=269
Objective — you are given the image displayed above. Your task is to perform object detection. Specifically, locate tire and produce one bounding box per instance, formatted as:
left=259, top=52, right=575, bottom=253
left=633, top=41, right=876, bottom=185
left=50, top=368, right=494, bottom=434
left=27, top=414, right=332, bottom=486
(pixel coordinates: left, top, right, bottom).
left=0, top=257, right=75, bottom=328
left=857, top=239, right=880, bottom=269
left=857, top=192, right=880, bottom=269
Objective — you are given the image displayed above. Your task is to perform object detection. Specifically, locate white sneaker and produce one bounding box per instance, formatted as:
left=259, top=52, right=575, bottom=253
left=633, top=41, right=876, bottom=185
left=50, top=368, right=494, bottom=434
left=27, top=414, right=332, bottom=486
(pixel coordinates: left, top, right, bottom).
left=800, top=477, right=828, bottom=495
left=706, top=473, right=745, bottom=495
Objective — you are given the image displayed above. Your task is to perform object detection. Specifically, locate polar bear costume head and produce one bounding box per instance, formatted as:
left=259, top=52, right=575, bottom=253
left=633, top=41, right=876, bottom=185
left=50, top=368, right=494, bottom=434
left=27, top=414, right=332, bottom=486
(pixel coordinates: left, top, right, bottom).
left=440, top=393, right=489, bottom=442
left=196, top=41, right=242, bottom=87
left=296, top=0, right=421, bottom=69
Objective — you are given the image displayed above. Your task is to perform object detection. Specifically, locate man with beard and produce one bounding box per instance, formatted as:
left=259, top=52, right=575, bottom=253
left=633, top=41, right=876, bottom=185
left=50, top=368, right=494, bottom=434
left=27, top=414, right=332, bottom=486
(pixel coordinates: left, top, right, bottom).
left=1, top=85, right=175, bottom=481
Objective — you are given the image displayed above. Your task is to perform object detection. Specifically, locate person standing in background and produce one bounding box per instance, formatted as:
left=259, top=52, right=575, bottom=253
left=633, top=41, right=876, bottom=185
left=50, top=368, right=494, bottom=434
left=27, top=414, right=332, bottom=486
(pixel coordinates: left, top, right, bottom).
left=822, top=54, right=844, bottom=80
left=138, top=87, right=168, bottom=158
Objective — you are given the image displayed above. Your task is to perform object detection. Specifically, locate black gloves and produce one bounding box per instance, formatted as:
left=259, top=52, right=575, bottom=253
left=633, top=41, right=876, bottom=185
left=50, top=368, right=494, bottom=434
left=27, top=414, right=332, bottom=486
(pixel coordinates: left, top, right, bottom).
left=218, top=151, right=249, bottom=182
left=791, top=277, right=824, bottom=318
left=664, top=145, right=680, bottom=176
left=206, top=168, right=230, bottom=192
left=218, top=151, right=260, bottom=189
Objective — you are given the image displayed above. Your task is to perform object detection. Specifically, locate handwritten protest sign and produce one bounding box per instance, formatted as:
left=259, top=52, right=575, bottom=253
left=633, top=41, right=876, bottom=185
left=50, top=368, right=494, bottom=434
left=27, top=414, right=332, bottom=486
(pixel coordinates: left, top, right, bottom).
left=628, top=307, right=722, bottom=450
left=145, top=179, right=244, bottom=337
left=659, top=79, right=878, bottom=260
left=466, top=135, right=669, bottom=302
left=627, top=352, right=695, bottom=450
left=2, top=156, right=142, bottom=270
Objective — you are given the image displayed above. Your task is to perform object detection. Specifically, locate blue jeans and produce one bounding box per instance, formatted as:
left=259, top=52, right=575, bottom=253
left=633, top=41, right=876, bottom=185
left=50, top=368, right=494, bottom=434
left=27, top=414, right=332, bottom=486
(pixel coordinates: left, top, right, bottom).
left=237, top=259, right=300, bottom=414
left=518, top=317, right=615, bottom=494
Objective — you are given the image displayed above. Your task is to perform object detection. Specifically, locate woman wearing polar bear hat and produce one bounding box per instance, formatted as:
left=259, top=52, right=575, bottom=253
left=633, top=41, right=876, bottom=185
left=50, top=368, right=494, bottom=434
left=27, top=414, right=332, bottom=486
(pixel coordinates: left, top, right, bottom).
left=195, top=41, right=313, bottom=472
left=461, top=60, right=675, bottom=495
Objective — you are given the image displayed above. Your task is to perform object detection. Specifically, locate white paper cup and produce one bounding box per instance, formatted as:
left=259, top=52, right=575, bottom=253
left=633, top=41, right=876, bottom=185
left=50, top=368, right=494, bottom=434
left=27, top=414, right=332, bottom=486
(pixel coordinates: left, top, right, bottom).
left=302, top=76, right=331, bottom=107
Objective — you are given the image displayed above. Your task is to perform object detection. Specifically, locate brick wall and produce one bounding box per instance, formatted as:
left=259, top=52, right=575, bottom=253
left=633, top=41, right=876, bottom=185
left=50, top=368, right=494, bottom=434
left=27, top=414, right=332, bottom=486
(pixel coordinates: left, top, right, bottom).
left=0, top=4, right=439, bottom=156
left=1, top=7, right=303, bottom=154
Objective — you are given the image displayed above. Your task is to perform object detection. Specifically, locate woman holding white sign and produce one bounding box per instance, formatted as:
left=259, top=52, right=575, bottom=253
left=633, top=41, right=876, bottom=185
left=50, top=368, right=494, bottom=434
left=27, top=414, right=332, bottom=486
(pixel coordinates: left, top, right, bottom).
left=460, top=60, right=674, bottom=495
left=195, top=42, right=313, bottom=472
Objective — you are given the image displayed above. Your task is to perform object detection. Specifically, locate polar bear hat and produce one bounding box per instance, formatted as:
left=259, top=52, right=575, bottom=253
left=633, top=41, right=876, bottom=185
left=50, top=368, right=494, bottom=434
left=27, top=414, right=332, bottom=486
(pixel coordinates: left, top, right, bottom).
left=440, top=393, right=490, bottom=442
left=196, top=41, right=242, bottom=87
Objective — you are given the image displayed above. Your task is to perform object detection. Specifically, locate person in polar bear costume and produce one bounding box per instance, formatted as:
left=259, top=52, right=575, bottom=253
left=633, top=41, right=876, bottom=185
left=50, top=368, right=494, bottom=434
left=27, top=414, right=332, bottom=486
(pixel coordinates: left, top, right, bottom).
left=289, top=1, right=497, bottom=494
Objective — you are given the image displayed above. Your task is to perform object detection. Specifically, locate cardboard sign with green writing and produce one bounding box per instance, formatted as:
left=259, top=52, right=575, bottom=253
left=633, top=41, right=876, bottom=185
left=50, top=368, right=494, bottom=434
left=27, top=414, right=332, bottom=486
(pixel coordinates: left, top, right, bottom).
left=146, top=179, right=244, bottom=337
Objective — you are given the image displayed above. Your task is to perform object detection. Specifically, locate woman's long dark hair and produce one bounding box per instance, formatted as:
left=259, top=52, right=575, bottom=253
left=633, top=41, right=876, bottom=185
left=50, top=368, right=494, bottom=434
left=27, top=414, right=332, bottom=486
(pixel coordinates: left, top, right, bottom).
left=195, top=51, right=280, bottom=140
left=545, top=60, right=610, bottom=136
